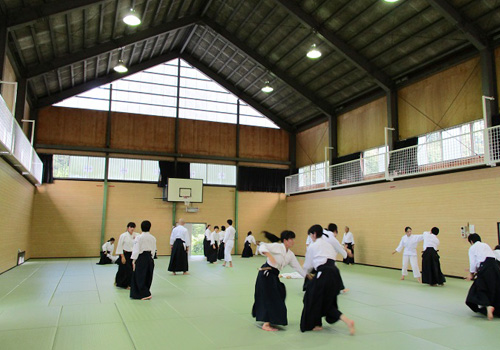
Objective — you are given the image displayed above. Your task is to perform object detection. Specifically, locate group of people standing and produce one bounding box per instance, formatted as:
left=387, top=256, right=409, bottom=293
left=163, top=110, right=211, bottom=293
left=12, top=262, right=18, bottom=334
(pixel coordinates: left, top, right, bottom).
left=252, top=223, right=355, bottom=334
left=202, top=220, right=236, bottom=267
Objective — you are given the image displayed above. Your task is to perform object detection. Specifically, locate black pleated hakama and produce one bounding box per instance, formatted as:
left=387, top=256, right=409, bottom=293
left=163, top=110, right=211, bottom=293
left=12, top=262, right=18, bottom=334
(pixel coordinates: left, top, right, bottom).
left=303, top=264, right=345, bottom=294
left=168, top=238, right=189, bottom=272
left=130, top=251, right=155, bottom=299
left=300, top=259, right=343, bottom=332
left=207, top=241, right=218, bottom=263
left=218, top=242, right=225, bottom=260
left=203, top=236, right=210, bottom=258
left=466, top=257, right=500, bottom=317
left=115, top=251, right=133, bottom=288
left=421, top=247, right=446, bottom=285
left=252, top=263, right=288, bottom=326
left=97, top=251, right=112, bottom=265
left=241, top=241, right=253, bottom=258
left=343, top=243, right=354, bottom=264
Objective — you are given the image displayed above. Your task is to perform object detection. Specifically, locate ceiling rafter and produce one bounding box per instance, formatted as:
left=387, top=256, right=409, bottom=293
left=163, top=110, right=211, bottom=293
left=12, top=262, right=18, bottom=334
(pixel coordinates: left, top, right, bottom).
left=25, top=15, right=200, bottom=79
left=426, top=0, right=489, bottom=51
left=273, top=0, right=393, bottom=92
left=181, top=52, right=294, bottom=132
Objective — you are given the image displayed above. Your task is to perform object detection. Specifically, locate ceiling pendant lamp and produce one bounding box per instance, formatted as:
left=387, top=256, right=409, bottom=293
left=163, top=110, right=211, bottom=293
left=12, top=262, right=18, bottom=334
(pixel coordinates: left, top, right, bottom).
left=123, top=8, right=141, bottom=26
left=114, top=59, right=128, bottom=73
left=261, top=81, right=274, bottom=93
left=306, top=43, right=321, bottom=59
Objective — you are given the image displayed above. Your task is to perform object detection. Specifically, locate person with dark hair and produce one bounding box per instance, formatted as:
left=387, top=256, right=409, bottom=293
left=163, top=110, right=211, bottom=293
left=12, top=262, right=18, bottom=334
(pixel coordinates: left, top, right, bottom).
left=168, top=218, right=190, bottom=275
left=252, top=230, right=305, bottom=331
left=207, top=226, right=220, bottom=263
left=341, top=226, right=355, bottom=264
left=465, top=233, right=500, bottom=320
left=392, top=226, right=424, bottom=283
left=115, top=222, right=138, bottom=289
left=218, top=226, right=226, bottom=260
left=494, top=245, right=500, bottom=262
left=222, top=219, right=235, bottom=267
left=97, top=238, right=117, bottom=265
left=242, top=231, right=257, bottom=258
left=300, top=224, right=355, bottom=334
left=130, top=220, right=156, bottom=300
left=203, top=224, right=212, bottom=260
left=421, top=227, right=446, bottom=286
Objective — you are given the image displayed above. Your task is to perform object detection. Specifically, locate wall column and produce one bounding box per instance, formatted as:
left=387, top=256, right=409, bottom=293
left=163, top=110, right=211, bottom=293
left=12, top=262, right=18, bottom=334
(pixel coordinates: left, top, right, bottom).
left=480, top=48, right=499, bottom=127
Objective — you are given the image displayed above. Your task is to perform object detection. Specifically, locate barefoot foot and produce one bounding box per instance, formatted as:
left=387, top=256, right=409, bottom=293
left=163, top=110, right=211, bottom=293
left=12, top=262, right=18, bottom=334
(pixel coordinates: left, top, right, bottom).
left=400, top=275, right=405, bottom=280
left=340, top=314, right=355, bottom=335
left=183, top=272, right=189, bottom=275
left=312, top=326, right=323, bottom=331
left=340, top=288, right=350, bottom=294
left=487, top=306, right=494, bottom=320
left=417, top=277, right=422, bottom=283
left=262, top=323, right=278, bottom=331
left=141, top=296, right=152, bottom=300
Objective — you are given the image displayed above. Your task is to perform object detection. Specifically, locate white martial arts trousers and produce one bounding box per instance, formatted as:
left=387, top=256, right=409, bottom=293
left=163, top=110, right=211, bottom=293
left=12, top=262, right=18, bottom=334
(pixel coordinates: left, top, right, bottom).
left=402, top=255, right=421, bottom=278
left=224, top=240, right=234, bottom=262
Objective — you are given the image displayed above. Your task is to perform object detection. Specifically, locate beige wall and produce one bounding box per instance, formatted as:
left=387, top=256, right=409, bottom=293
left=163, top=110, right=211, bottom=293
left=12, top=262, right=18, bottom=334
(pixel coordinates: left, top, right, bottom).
left=0, top=158, right=35, bottom=273
left=287, top=166, right=500, bottom=277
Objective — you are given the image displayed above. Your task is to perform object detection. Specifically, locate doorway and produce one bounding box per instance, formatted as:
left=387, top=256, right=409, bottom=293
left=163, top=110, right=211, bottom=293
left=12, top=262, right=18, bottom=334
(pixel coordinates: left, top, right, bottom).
left=184, top=222, right=206, bottom=256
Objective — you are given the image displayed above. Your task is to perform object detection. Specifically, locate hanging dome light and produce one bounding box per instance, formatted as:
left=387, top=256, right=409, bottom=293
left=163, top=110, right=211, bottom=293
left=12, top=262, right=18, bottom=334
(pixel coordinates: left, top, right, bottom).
left=114, top=59, right=128, bottom=73
left=123, top=8, right=141, bottom=26
left=261, top=81, right=274, bottom=93
left=383, top=0, right=399, bottom=3
left=307, top=44, right=322, bottom=59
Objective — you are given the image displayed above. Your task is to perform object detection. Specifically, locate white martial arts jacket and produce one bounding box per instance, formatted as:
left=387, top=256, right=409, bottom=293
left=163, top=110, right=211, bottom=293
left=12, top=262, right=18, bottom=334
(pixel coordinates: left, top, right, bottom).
left=170, top=225, right=190, bottom=247
left=342, top=231, right=355, bottom=245
left=131, top=232, right=156, bottom=260
left=224, top=226, right=235, bottom=243
left=259, top=242, right=305, bottom=277
left=395, top=234, right=424, bottom=256
left=468, top=242, right=495, bottom=273
left=116, top=231, right=138, bottom=254
left=423, top=231, right=440, bottom=250
left=245, top=235, right=256, bottom=245
left=303, top=237, right=339, bottom=273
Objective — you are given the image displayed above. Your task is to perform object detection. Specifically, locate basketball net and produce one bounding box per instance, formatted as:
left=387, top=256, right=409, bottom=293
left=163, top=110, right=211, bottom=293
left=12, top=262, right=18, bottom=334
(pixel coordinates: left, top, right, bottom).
left=183, top=196, right=190, bottom=207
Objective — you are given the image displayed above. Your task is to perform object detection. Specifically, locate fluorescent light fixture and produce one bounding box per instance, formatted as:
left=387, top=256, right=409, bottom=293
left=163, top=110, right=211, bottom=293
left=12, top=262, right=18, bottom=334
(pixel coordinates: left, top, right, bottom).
left=123, top=8, right=141, bottom=26
left=306, top=44, right=321, bottom=59
left=383, top=0, right=399, bottom=2
left=261, top=81, right=273, bottom=93
left=114, top=60, right=128, bottom=73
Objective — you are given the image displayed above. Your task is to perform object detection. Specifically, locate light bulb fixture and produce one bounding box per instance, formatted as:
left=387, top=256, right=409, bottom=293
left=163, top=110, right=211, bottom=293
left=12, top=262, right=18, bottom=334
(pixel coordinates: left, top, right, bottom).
left=383, top=0, right=399, bottom=2
left=261, top=81, right=273, bottom=93
left=307, top=44, right=322, bottom=59
left=114, top=59, right=128, bottom=73
left=123, top=8, right=141, bottom=26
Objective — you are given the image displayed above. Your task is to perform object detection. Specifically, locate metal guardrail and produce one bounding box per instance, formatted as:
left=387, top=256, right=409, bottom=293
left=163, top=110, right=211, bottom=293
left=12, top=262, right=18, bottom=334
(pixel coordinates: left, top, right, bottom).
left=286, top=125, right=500, bottom=195
left=0, top=91, right=43, bottom=185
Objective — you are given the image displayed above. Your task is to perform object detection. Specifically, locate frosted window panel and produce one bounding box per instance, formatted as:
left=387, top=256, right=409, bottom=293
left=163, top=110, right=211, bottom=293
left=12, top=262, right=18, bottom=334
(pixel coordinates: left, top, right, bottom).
left=240, top=115, right=278, bottom=128
left=53, top=155, right=70, bottom=178
left=207, top=164, right=236, bottom=185
left=108, top=158, right=124, bottom=179
left=190, top=163, right=207, bottom=183
left=142, top=160, right=160, bottom=181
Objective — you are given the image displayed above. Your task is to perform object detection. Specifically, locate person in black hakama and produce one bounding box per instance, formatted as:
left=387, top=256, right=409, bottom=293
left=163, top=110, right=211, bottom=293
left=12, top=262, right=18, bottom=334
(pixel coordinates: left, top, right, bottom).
left=130, top=220, right=157, bottom=300
left=300, top=224, right=355, bottom=334
left=421, top=227, right=446, bottom=286
left=242, top=231, right=257, bottom=258
left=207, top=226, right=220, bottom=263
left=168, top=219, right=190, bottom=274
left=203, top=225, right=212, bottom=259
left=115, top=222, right=138, bottom=289
left=97, top=238, right=116, bottom=265
left=218, top=226, right=226, bottom=260
left=465, top=234, right=500, bottom=320
left=252, top=230, right=305, bottom=331
left=342, top=226, right=355, bottom=265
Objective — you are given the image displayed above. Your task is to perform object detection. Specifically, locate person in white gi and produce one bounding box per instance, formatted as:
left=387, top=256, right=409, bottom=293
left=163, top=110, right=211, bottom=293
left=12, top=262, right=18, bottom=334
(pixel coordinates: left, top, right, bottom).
left=102, top=238, right=118, bottom=263
left=168, top=219, right=190, bottom=274
left=130, top=220, right=157, bottom=300
left=341, top=226, right=355, bottom=264
left=115, top=222, right=138, bottom=288
left=223, top=219, right=236, bottom=267
left=392, top=226, right=423, bottom=282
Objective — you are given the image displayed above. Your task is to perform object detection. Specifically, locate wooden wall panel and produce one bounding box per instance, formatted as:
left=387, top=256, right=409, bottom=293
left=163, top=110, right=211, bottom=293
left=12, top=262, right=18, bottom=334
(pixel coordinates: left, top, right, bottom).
left=110, top=113, right=175, bottom=152
left=237, top=192, right=287, bottom=253
left=31, top=180, right=104, bottom=257
left=37, top=107, right=107, bottom=147
left=105, top=182, right=173, bottom=255
left=338, top=97, right=387, bottom=156
left=0, top=158, right=35, bottom=273
left=287, top=167, right=500, bottom=276
left=1, top=57, right=16, bottom=112
left=178, top=119, right=237, bottom=157
left=296, top=121, right=328, bottom=168
left=399, top=57, right=482, bottom=140
left=239, top=126, right=289, bottom=161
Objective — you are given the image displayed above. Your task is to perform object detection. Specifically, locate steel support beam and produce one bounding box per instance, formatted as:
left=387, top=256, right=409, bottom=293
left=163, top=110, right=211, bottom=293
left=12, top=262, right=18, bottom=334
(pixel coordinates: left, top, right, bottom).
left=0, top=13, right=6, bottom=82
left=480, top=48, right=499, bottom=127
left=426, top=0, right=489, bottom=51
left=289, top=132, right=296, bottom=174
left=26, top=16, right=200, bottom=79
left=328, top=114, right=337, bottom=161
left=274, top=0, right=393, bottom=92
left=203, top=18, right=335, bottom=118
left=34, top=144, right=292, bottom=166
left=386, top=89, right=398, bottom=150
left=36, top=51, right=180, bottom=108
left=14, top=77, right=27, bottom=125
left=181, top=52, right=294, bottom=132
left=7, top=0, right=105, bottom=30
